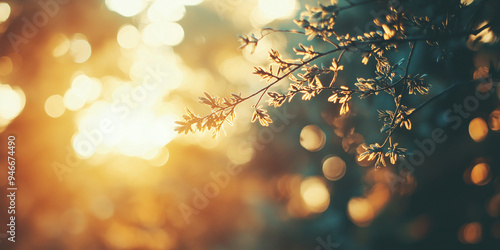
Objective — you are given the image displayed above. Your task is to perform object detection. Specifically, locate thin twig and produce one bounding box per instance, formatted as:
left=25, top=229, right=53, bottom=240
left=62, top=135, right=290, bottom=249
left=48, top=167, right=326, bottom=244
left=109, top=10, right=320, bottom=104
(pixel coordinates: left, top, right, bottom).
left=382, top=42, right=416, bottom=147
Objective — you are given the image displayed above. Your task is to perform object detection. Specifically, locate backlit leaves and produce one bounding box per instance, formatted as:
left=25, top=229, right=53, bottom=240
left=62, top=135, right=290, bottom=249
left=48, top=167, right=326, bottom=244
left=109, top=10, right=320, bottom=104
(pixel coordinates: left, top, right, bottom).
left=267, top=91, right=287, bottom=108
left=328, top=86, right=352, bottom=115
left=386, top=143, right=407, bottom=165
left=406, top=74, right=430, bottom=95
left=358, top=143, right=386, bottom=168
left=238, top=33, right=259, bottom=53
left=175, top=92, right=241, bottom=137
left=252, top=107, right=273, bottom=126
left=175, top=0, right=480, bottom=168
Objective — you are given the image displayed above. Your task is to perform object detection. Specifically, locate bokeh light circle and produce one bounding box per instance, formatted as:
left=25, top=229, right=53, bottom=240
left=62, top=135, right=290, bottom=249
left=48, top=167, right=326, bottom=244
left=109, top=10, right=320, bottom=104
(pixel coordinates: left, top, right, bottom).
left=300, top=177, right=330, bottom=213
left=299, top=125, right=326, bottom=152
left=469, top=117, right=488, bottom=142
left=322, top=156, right=346, bottom=181
left=45, top=95, right=65, bottom=118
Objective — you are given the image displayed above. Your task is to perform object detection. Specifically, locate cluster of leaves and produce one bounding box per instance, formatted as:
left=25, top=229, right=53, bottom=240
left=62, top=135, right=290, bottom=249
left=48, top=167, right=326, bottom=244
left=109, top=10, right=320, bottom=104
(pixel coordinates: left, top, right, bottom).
left=175, top=92, right=242, bottom=138
left=176, top=0, right=496, bottom=168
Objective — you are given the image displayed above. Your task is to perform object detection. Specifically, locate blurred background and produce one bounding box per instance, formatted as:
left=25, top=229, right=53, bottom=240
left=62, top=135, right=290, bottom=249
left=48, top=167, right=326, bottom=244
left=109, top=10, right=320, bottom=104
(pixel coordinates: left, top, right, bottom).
left=0, top=0, right=499, bottom=249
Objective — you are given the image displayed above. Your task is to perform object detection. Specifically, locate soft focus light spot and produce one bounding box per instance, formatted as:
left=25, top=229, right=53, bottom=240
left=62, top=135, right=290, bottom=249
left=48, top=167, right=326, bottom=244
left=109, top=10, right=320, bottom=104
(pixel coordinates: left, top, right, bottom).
left=72, top=132, right=96, bottom=159
left=73, top=99, right=177, bottom=159
left=469, top=117, right=488, bottom=142
left=348, top=197, right=375, bottom=227
left=60, top=209, right=87, bottom=235
left=70, top=36, right=92, bottom=63
left=487, top=194, right=500, bottom=217
left=142, top=22, right=184, bottom=47
left=473, top=66, right=492, bottom=92
left=0, top=83, right=25, bottom=121
left=250, top=7, right=275, bottom=27
left=0, top=56, right=12, bottom=75
left=105, top=0, right=144, bottom=17
left=227, top=142, right=255, bottom=165
left=406, top=215, right=431, bottom=241
left=117, top=25, right=141, bottom=49
left=146, top=115, right=178, bottom=148
left=71, top=74, right=102, bottom=102
left=147, top=0, right=185, bottom=23
left=257, top=0, right=296, bottom=20
left=366, top=183, right=391, bottom=211
left=129, top=58, right=183, bottom=90
left=459, top=222, right=482, bottom=244
left=322, top=156, right=346, bottom=181
left=91, top=195, right=114, bottom=220
left=0, top=3, right=11, bottom=22
left=140, top=26, right=159, bottom=46
left=300, top=177, right=330, bottom=213
left=52, top=34, right=70, bottom=57
left=489, top=110, right=500, bottom=131
left=63, top=89, right=86, bottom=111
left=149, top=147, right=170, bottom=167
left=177, top=0, right=203, bottom=5
left=105, top=222, right=137, bottom=248
left=470, top=163, right=491, bottom=186
left=219, top=56, right=253, bottom=84
left=45, top=95, right=65, bottom=118
left=492, top=221, right=500, bottom=239
left=162, top=22, right=184, bottom=46
left=299, top=125, right=326, bottom=152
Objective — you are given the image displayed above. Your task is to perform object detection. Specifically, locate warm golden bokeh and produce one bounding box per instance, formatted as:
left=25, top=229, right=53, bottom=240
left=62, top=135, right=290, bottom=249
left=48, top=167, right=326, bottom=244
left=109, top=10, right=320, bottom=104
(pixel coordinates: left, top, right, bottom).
left=0, top=0, right=498, bottom=249
left=0, top=83, right=25, bottom=131
left=347, top=197, right=375, bottom=227
left=489, top=110, right=500, bottom=131
left=322, top=156, right=346, bottom=181
left=0, top=2, right=10, bottom=22
left=487, top=194, right=500, bottom=217
left=300, top=177, right=330, bottom=213
left=470, top=162, right=491, bottom=186
left=45, top=95, right=66, bottom=118
left=459, top=222, right=482, bottom=244
left=469, top=117, right=488, bottom=142
left=299, top=124, right=326, bottom=152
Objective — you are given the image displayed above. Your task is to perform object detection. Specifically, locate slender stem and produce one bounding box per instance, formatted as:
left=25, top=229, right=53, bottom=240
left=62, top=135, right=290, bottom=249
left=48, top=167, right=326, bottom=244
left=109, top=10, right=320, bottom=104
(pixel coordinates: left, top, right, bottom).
left=260, top=28, right=305, bottom=38
left=189, top=16, right=489, bottom=133
left=406, top=81, right=463, bottom=120
left=252, top=48, right=342, bottom=107
left=349, top=23, right=491, bottom=47
left=382, top=42, right=416, bottom=147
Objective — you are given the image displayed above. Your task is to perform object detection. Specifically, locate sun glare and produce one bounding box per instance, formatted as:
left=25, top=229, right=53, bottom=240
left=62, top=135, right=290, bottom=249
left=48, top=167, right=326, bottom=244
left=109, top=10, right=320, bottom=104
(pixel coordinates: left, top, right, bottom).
left=105, top=0, right=145, bottom=17
left=0, top=83, right=25, bottom=127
